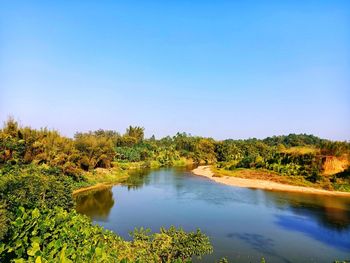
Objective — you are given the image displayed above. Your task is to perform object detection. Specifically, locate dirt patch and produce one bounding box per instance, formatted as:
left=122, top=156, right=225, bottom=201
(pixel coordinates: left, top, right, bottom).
left=322, top=155, right=349, bottom=175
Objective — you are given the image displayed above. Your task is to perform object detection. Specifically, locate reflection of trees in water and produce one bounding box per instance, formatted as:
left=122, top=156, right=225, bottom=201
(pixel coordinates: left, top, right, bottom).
left=75, top=188, right=114, bottom=219
left=124, top=169, right=152, bottom=190
left=264, top=191, right=350, bottom=231
left=124, top=167, right=192, bottom=190
left=289, top=204, right=350, bottom=231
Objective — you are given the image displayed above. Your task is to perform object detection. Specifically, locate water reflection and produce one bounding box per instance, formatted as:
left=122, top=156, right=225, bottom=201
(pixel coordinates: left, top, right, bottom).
left=263, top=191, right=350, bottom=231
left=75, top=188, right=115, bottom=220
left=123, top=168, right=350, bottom=231
left=124, top=169, right=152, bottom=190
left=76, top=169, right=350, bottom=232
left=275, top=214, right=350, bottom=251
left=227, top=233, right=292, bottom=263
left=75, top=168, right=350, bottom=262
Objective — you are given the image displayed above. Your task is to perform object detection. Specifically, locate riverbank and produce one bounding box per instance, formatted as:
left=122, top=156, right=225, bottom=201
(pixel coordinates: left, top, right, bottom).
left=71, top=166, right=132, bottom=196
left=73, top=160, right=194, bottom=196
left=192, top=166, right=350, bottom=197
left=72, top=183, right=115, bottom=196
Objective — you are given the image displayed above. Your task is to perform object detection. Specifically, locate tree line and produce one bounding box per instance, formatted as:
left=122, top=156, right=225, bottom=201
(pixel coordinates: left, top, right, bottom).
left=1, top=117, right=349, bottom=181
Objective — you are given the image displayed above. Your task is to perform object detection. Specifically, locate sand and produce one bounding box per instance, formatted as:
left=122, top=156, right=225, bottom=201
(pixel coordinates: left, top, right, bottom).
left=192, top=166, right=350, bottom=197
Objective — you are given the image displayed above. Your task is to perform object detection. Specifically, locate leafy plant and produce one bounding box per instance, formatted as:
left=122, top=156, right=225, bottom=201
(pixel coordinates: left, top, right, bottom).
left=1, top=207, right=213, bottom=263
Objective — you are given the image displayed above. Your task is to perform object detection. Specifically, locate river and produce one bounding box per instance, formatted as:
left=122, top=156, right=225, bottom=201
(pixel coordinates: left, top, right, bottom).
left=75, top=167, right=350, bottom=262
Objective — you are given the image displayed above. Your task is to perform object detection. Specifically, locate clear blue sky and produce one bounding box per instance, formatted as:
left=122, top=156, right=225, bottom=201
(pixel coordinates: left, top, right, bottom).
left=1, top=1, right=349, bottom=140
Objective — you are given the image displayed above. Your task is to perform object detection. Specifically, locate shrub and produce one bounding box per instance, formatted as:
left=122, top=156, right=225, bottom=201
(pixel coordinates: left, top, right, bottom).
left=0, top=171, right=74, bottom=214
left=0, top=207, right=213, bottom=263
left=0, top=207, right=124, bottom=262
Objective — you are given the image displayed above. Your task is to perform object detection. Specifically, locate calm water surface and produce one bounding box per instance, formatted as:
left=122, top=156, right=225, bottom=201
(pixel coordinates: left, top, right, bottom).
left=76, top=167, right=350, bottom=262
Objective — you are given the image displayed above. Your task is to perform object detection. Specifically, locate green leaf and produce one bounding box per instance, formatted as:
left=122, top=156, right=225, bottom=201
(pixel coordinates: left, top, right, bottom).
left=18, top=207, right=25, bottom=214
left=43, top=233, right=51, bottom=239
left=27, top=241, right=40, bottom=256
left=0, top=243, right=5, bottom=254
left=32, top=208, right=40, bottom=219
left=14, top=218, right=24, bottom=227
left=59, top=243, right=72, bottom=263
left=95, top=247, right=102, bottom=256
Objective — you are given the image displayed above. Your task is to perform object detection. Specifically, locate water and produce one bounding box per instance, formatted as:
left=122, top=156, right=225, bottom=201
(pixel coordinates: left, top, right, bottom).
left=76, top=167, right=350, bottom=262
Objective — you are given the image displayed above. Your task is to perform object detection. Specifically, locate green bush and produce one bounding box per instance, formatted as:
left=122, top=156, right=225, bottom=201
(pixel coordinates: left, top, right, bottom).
left=0, top=207, right=213, bottom=263
left=0, top=170, right=74, bottom=214
left=0, top=207, right=124, bottom=262
left=130, top=226, right=213, bottom=262
left=0, top=201, right=9, bottom=240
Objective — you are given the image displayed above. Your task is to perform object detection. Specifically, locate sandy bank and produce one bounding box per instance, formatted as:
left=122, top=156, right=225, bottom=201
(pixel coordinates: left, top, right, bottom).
left=192, top=166, right=350, bottom=197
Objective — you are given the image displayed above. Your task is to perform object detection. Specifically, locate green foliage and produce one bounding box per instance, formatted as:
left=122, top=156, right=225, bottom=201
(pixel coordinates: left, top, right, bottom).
left=0, top=167, right=74, bottom=214
left=193, top=138, right=216, bottom=164
left=115, top=143, right=154, bottom=162
left=331, top=168, right=350, bottom=191
left=320, top=140, right=350, bottom=157
left=0, top=207, right=123, bottom=262
left=0, top=201, right=9, bottom=240
left=156, top=146, right=180, bottom=166
left=130, top=226, right=213, bottom=262
left=263, top=133, right=323, bottom=147
left=74, top=132, right=115, bottom=169
left=264, top=152, right=323, bottom=180
left=1, top=118, right=350, bottom=262
left=221, top=140, right=324, bottom=181
left=1, top=207, right=212, bottom=263
left=0, top=119, right=82, bottom=178
left=125, top=126, right=145, bottom=144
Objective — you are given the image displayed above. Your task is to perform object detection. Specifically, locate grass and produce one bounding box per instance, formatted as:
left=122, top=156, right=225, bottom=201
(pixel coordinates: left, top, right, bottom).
left=72, top=183, right=114, bottom=196
left=72, top=166, right=132, bottom=193
left=213, top=167, right=314, bottom=187
left=84, top=167, right=130, bottom=184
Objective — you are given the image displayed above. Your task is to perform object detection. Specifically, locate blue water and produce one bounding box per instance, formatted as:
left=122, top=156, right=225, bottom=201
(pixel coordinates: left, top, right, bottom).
left=76, top=167, right=350, bottom=262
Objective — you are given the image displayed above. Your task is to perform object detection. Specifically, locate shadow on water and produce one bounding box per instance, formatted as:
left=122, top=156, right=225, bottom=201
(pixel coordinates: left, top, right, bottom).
left=274, top=214, right=350, bottom=251
left=75, top=188, right=115, bottom=220
left=260, top=191, right=350, bottom=251
left=226, top=233, right=292, bottom=263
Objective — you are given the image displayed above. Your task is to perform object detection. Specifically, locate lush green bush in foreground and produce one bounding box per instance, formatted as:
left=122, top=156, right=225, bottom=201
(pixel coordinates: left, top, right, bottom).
left=0, top=207, right=123, bottom=262
left=0, top=207, right=212, bottom=262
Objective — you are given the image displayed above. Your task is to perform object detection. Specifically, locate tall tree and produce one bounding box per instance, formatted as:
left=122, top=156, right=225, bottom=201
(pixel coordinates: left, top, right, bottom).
left=125, top=126, right=145, bottom=143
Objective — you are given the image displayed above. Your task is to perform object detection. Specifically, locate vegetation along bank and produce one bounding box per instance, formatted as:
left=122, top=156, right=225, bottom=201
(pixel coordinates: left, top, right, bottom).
left=0, top=117, right=349, bottom=262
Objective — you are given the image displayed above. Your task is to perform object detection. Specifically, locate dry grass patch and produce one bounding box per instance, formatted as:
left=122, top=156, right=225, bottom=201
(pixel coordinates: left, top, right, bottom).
left=280, top=146, right=320, bottom=155
left=213, top=167, right=316, bottom=188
